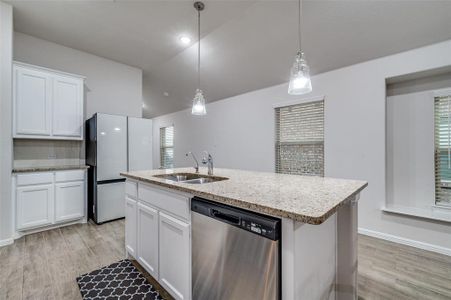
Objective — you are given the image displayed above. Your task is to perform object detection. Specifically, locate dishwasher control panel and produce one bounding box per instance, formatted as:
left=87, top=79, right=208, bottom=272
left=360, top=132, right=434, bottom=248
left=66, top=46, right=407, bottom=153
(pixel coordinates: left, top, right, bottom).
left=240, top=219, right=277, bottom=239
left=192, top=196, right=280, bottom=241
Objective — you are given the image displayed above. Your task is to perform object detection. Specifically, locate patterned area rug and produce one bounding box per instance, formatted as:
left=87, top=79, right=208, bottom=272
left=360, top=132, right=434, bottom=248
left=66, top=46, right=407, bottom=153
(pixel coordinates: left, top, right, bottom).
left=76, top=259, right=164, bottom=300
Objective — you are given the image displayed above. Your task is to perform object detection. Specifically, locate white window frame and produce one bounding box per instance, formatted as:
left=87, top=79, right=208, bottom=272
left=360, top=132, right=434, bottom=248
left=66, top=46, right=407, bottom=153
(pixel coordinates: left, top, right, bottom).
left=160, top=125, right=174, bottom=169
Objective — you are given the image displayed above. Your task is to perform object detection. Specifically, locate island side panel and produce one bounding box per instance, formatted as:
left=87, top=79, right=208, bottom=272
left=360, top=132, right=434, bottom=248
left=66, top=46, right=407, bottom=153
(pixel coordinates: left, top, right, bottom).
left=282, top=218, right=295, bottom=300
left=283, top=214, right=337, bottom=300
left=336, top=196, right=359, bottom=300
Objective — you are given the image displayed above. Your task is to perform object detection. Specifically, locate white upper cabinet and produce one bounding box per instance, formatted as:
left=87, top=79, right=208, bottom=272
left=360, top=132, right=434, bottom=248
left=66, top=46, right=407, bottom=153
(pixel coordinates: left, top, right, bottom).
left=13, top=62, right=84, bottom=140
left=14, top=65, right=52, bottom=136
left=52, top=74, right=83, bottom=137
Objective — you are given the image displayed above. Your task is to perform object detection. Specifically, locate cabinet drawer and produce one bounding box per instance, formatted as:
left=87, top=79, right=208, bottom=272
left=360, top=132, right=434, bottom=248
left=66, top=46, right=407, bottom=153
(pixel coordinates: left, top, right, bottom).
left=16, top=172, right=53, bottom=186
left=125, top=180, right=138, bottom=198
left=55, top=170, right=85, bottom=182
left=138, top=184, right=189, bottom=220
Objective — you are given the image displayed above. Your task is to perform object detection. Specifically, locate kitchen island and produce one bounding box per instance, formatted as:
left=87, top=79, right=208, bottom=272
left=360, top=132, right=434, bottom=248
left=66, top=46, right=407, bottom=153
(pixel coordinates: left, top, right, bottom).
left=121, top=168, right=368, bottom=300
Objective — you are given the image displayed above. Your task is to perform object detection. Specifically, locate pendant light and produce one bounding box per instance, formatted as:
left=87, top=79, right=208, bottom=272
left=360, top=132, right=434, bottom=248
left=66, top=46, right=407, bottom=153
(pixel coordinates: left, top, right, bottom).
left=288, top=0, right=312, bottom=95
left=192, top=1, right=207, bottom=115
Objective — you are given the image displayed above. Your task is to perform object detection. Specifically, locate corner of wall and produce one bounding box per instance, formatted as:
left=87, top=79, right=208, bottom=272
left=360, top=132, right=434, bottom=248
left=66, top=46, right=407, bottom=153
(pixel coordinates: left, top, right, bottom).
left=0, top=2, right=14, bottom=242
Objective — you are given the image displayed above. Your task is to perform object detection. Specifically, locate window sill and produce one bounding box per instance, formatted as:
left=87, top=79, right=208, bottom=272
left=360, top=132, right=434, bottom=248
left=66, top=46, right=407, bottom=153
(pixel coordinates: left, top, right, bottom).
left=382, top=204, right=451, bottom=223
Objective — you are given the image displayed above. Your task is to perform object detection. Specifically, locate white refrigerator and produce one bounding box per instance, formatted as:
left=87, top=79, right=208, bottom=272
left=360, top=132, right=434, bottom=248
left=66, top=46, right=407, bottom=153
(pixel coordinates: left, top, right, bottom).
left=128, top=117, right=153, bottom=172
left=86, top=113, right=152, bottom=224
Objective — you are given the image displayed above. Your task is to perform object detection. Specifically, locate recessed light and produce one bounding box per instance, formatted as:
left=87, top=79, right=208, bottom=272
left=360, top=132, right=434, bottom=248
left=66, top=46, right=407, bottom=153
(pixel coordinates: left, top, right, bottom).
left=179, top=36, right=191, bottom=45
left=114, top=127, right=121, bottom=131
left=163, top=92, right=169, bottom=97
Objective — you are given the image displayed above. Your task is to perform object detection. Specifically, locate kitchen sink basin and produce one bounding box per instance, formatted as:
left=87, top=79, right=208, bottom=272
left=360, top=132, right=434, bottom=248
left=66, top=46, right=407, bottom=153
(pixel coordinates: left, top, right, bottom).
left=153, top=173, right=228, bottom=184
left=183, top=177, right=217, bottom=184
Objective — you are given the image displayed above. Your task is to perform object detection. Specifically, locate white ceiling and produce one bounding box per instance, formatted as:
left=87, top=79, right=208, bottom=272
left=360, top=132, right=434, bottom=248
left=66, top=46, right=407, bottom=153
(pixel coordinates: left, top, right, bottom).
left=8, top=0, right=451, bottom=117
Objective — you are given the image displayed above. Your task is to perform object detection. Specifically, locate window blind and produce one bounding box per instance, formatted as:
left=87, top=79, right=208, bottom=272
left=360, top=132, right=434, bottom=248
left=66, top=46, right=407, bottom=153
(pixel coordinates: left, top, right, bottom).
left=275, top=100, right=324, bottom=176
left=160, top=126, right=174, bottom=169
left=434, top=95, right=451, bottom=206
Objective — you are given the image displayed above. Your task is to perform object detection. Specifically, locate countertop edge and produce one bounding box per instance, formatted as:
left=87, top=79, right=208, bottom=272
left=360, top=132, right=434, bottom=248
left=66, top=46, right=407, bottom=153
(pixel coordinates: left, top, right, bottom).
left=12, top=165, right=90, bottom=173
left=120, top=172, right=368, bottom=225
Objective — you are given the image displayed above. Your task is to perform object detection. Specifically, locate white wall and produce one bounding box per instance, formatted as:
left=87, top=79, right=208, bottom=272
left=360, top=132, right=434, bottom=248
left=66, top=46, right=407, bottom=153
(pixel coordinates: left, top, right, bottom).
left=152, top=40, right=451, bottom=251
left=13, top=32, right=143, bottom=119
left=0, top=2, right=13, bottom=245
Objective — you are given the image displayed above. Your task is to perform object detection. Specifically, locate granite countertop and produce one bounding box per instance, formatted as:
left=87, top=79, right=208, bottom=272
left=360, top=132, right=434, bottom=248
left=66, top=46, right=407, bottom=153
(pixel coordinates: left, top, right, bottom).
left=120, top=168, right=368, bottom=225
left=12, top=165, right=90, bottom=173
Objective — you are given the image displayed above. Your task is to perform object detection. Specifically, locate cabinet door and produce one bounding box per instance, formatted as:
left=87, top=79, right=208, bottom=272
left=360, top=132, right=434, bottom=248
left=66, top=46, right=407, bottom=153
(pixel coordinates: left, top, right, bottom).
left=137, top=202, right=159, bottom=278
left=125, top=196, right=137, bottom=258
left=14, top=66, right=52, bottom=136
left=52, top=75, right=83, bottom=138
left=16, top=184, right=54, bottom=230
left=159, top=212, right=190, bottom=300
left=55, top=181, right=84, bottom=223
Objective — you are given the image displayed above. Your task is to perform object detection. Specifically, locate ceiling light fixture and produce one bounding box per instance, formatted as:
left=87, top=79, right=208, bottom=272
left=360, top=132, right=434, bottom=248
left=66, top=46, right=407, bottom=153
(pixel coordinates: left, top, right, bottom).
left=180, top=36, right=191, bottom=45
left=191, top=1, right=206, bottom=116
left=288, top=0, right=312, bottom=95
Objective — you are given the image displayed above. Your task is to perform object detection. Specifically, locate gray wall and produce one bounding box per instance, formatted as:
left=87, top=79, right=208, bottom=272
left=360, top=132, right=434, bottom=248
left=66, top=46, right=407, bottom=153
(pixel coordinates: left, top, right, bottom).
left=152, top=40, right=451, bottom=252
left=0, top=2, right=13, bottom=243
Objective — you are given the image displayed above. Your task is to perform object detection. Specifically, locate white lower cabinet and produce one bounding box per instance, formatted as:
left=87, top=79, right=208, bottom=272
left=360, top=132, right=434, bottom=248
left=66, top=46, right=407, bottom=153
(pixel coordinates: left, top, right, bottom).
left=125, top=196, right=137, bottom=258
left=125, top=181, right=191, bottom=300
left=55, top=181, right=84, bottom=223
left=16, top=184, right=54, bottom=230
left=137, top=202, right=159, bottom=278
left=159, top=212, right=190, bottom=300
left=14, top=170, right=86, bottom=231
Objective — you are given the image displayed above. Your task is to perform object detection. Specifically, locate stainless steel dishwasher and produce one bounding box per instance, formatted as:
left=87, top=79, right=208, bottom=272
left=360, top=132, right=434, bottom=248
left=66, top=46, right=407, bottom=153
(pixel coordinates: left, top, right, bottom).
left=191, top=197, right=281, bottom=300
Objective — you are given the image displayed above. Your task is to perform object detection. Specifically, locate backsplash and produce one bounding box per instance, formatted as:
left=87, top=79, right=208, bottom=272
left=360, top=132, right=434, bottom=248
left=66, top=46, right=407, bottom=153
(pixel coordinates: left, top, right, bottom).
left=13, top=139, right=85, bottom=168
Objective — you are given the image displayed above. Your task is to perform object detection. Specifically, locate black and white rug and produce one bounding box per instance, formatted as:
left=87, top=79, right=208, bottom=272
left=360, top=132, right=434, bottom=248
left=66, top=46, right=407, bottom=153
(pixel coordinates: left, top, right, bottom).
left=76, top=259, right=164, bottom=300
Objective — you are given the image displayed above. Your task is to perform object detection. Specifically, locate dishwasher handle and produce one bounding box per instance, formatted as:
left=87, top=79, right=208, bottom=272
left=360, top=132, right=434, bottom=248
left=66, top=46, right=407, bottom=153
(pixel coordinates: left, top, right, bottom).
left=210, top=209, right=241, bottom=225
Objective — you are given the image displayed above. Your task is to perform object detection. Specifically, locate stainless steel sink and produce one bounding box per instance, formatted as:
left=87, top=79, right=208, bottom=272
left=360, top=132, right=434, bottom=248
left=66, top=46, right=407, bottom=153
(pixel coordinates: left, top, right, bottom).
left=153, top=173, right=228, bottom=184
left=183, top=177, right=216, bottom=184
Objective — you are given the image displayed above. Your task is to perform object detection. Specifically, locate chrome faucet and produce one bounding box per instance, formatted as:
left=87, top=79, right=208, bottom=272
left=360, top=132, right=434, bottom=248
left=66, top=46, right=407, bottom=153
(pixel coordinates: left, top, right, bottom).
left=186, top=152, right=199, bottom=173
left=202, top=151, right=213, bottom=175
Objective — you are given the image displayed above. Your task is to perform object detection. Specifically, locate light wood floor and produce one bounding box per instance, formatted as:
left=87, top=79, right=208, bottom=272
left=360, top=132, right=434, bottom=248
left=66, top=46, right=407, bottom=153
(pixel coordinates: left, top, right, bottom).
left=1, top=220, right=450, bottom=300
left=358, top=234, right=451, bottom=300
left=0, top=220, right=126, bottom=300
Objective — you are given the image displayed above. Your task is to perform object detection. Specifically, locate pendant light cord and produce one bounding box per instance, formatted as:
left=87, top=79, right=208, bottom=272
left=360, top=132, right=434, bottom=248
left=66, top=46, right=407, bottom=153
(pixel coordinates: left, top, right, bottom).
left=298, top=0, right=302, bottom=51
left=197, top=8, right=201, bottom=90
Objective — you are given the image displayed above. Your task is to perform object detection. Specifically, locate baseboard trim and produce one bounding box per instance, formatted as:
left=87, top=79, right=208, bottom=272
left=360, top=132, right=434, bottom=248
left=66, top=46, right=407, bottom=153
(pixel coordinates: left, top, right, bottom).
left=14, top=218, right=85, bottom=239
left=358, top=228, right=451, bottom=256
left=0, top=238, right=14, bottom=247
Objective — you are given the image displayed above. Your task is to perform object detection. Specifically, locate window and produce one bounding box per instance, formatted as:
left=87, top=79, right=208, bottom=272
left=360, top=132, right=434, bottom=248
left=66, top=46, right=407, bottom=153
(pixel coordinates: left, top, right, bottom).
left=160, top=126, right=174, bottom=169
left=434, top=93, right=451, bottom=206
left=275, top=100, right=324, bottom=176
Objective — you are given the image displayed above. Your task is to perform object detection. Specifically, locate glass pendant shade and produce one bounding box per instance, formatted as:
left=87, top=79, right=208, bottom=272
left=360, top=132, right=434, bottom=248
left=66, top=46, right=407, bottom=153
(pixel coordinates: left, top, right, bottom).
left=288, top=51, right=312, bottom=95
left=192, top=88, right=206, bottom=115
